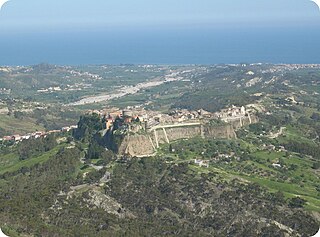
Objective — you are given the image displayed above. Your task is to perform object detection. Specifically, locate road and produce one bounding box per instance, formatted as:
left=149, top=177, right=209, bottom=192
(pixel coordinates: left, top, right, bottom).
left=150, top=122, right=201, bottom=131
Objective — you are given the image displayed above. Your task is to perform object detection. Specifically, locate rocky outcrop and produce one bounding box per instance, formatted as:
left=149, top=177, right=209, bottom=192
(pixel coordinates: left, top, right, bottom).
left=57, top=185, right=135, bottom=218
left=85, top=188, right=135, bottom=218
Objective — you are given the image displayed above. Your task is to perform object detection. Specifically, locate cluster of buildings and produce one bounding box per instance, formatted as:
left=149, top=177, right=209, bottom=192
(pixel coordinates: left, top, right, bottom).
left=87, top=108, right=149, bottom=132
left=165, top=105, right=252, bottom=125
left=2, top=132, right=46, bottom=143
left=68, top=69, right=102, bottom=80
left=88, top=107, right=207, bottom=133
left=86, top=104, right=255, bottom=134
left=261, top=64, right=320, bottom=74
left=37, top=83, right=93, bottom=93
left=0, top=125, right=77, bottom=143
left=37, top=87, right=62, bottom=93
left=261, top=144, right=287, bottom=153
left=0, top=88, right=11, bottom=95
left=0, top=101, right=256, bottom=160
left=216, top=106, right=248, bottom=122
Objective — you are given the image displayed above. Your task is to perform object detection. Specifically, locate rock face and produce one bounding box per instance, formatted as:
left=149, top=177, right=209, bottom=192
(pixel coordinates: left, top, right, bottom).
left=85, top=188, right=134, bottom=218
left=118, top=135, right=155, bottom=157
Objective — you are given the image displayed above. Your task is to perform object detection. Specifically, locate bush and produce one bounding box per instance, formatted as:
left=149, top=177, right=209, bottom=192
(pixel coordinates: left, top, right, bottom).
left=288, top=197, right=306, bottom=208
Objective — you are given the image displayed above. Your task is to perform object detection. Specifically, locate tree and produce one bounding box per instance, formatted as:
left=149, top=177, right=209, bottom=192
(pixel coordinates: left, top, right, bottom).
left=73, top=114, right=104, bottom=141
left=312, top=162, right=320, bottom=170
left=169, top=144, right=173, bottom=153
left=13, top=111, right=24, bottom=120
left=311, top=112, right=320, bottom=122
left=18, top=134, right=57, bottom=160
left=270, top=191, right=285, bottom=204
left=86, top=140, right=103, bottom=160
left=288, top=197, right=306, bottom=208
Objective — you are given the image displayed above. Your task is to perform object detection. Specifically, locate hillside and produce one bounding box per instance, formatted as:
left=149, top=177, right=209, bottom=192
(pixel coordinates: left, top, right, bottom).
left=0, top=106, right=319, bottom=236
left=0, top=63, right=319, bottom=236
left=0, top=138, right=318, bottom=236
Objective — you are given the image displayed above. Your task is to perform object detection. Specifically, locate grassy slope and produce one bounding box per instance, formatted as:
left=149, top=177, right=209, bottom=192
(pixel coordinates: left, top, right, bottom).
left=0, top=115, right=44, bottom=136
left=0, top=144, right=65, bottom=175
left=159, top=137, right=320, bottom=213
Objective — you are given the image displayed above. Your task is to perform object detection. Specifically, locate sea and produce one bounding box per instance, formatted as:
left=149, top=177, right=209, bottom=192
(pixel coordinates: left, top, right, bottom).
left=1, top=25, right=320, bottom=66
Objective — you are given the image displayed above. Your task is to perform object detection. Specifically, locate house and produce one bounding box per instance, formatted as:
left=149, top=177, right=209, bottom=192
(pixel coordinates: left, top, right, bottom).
left=34, top=131, right=45, bottom=138
left=105, top=119, right=113, bottom=130
left=277, top=146, right=287, bottom=152
left=266, top=145, right=276, bottom=151
left=61, top=127, right=71, bottom=132
left=194, top=159, right=210, bottom=168
left=12, top=135, right=22, bottom=142
left=272, top=163, right=282, bottom=168
left=3, top=136, right=13, bottom=141
left=21, top=135, right=31, bottom=140
left=138, top=114, right=148, bottom=122
left=124, top=116, right=132, bottom=124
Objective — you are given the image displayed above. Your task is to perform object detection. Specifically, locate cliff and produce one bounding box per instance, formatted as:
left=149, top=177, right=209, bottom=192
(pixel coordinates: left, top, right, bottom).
left=118, top=134, right=155, bottom=157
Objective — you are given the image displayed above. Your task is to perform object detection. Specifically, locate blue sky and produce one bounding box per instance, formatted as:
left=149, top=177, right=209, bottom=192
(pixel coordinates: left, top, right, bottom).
left=1, top=0, right=320, bottom=31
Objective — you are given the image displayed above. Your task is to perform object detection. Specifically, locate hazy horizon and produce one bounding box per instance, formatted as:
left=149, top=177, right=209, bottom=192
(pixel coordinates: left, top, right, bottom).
left=1, top=0, right=320, bottom=65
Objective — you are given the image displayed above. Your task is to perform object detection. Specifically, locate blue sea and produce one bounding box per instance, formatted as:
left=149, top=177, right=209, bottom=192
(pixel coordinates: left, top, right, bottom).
left=1, top=25, right=320, bottom=65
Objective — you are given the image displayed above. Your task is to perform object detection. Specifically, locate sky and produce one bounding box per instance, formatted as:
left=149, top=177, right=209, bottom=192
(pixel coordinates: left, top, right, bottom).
left=1, top=0, right=320, bottom=65
left=0, top=0, right=320, bottom=32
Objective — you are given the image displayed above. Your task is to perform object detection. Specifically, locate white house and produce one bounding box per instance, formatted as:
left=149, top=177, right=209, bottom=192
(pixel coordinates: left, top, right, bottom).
left=194, top=159, right=209, bottom=168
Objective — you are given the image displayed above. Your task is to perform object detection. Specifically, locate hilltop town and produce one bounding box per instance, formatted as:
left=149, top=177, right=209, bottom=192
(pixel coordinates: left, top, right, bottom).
left=0, top=103, right=260, bottom=164
left=78, top=104, right=258, bottom=157
left=88, top=104, right=257, bottom=130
